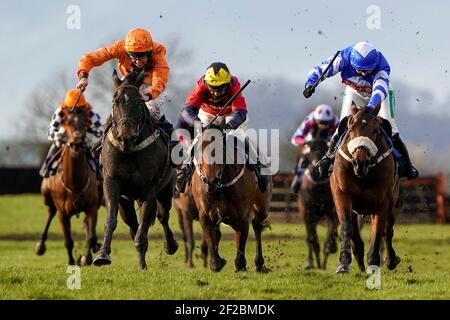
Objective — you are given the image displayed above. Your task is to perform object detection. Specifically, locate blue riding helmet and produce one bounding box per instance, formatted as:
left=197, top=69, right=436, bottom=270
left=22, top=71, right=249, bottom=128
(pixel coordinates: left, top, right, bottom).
left=350, top=42, right=380, bottom=71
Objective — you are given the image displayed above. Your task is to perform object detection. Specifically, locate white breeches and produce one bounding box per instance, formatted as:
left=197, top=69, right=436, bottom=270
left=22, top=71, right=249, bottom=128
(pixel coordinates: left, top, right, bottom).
left=139, top=84, right=167, bottom=121
left=341, top=85, right=399, bottom=134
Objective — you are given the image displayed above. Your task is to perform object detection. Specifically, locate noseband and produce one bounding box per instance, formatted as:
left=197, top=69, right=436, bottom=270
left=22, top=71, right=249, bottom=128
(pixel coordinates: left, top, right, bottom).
left=108, top=86, right=160, bottom=152
left=194, top=130, right=245, bottom=192
left=338, top=124, right=392, bottom=168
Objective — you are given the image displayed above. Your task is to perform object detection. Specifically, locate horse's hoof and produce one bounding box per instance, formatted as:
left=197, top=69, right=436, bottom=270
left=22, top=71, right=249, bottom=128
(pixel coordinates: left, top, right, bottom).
left=234, top=266, right=247, bottom=273
left=256, top=265, right=271, bottom=273
left=80, top=255, right=92, bottom=266
left=92, top=242, right=102, bottom=253
left=387, top=256, right=401, bottom=270
left=304, top=261, right=314, bottom=270
left=186, top=261, right=194, bottom=269
left=93, top=252, right=111, bottom=266
left=336, top=264, right=351, bottom=273
left=211, top=258, right=227, bottom=272
left=34, top=241, right=46, bottom=256
left=139, top=263, right=148, bottom=270
left=164, top=240, right=179, bottom=255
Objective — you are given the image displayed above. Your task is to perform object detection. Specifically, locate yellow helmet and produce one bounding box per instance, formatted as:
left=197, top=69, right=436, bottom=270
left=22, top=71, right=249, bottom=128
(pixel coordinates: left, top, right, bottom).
left=64, top=89, right=86, bottom=108
left=125, top=28, right=153, bottom=53
left=204, top=62, right=231, bottom=87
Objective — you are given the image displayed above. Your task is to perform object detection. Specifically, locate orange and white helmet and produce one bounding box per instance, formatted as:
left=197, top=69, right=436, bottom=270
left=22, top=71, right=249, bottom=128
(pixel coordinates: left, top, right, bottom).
left=313, top=104, right=334, bottom=122
left=124, top=28, right=153, bottom=53
left=64, top=89, right=86, bottom=108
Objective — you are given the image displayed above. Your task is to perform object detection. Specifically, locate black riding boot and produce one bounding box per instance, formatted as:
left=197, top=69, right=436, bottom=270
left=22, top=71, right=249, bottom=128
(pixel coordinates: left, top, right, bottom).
left=290, top=155, right=308, bottom=193
left=247, top=161, right=268, bottom=193
left=316, top=132, right=340, bottom=179
left=392, top=133, right=419, bottom=179
left=39, top=144, right=60, bottom=178
left=91, top=115, right=113, bottom=160
left=176, top=161, right=194, bottom=194
left=157, top=115, right=180, bottom=168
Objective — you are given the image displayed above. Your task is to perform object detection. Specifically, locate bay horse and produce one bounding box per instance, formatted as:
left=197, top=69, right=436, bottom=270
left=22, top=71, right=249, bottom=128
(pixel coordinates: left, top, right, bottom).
left=297, top=134, right=338, bottom=270
left=174, top=184, right=208, bottom=268
left=36, top=110, right=101, bottom=266
left=331, top=104, right=401, bottom=273
left=93, top=70, right=178, bottom=269
left=192, top=122, right=272, bottom=272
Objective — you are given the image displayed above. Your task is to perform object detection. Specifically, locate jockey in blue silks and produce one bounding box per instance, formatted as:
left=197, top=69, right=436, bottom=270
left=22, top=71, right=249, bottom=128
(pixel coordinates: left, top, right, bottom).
left=303, top=41, right=419, bottom=180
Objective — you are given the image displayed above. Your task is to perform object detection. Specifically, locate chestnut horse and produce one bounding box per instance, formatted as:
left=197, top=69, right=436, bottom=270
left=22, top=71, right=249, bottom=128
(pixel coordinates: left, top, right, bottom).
left=174, top=184, right=208, bottom=268
left=93, top=71, right=178, bottom=269
left=297, top=136, right=338, bottom=270
left=192, top=123, right=272, bottom=272
left=36, top=111, right=101, bottom=265
left=331, top=104, right=401, bottom=273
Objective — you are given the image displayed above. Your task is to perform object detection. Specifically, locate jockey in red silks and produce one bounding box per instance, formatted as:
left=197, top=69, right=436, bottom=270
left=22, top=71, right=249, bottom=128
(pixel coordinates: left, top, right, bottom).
left=174, top=62, right=268, bottom=193
left=290, top=104, right=339, bottom=193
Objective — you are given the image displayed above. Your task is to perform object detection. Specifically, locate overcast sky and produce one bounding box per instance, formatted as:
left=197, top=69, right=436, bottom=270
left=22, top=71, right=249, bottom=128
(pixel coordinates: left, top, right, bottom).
left=1, top=0, right=450, bottom=139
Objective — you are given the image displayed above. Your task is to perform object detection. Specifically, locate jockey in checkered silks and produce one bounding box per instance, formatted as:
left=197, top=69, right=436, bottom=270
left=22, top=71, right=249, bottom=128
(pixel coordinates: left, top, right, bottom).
left=39, top=89, right=103, bottom=178
left=303, top=41, right=419, bottom=180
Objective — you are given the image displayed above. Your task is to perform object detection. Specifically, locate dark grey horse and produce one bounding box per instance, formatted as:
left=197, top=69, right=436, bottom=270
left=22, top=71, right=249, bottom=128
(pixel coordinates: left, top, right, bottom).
left=297, top=133, right=338, bottom=270
left=93, top=70, right=178, bottom=269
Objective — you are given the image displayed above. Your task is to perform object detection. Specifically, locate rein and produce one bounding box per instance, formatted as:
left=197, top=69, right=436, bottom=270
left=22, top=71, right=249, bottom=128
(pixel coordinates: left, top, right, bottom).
left=60, top=143, right=91, bottom=201
left=194, top=130, right=245, bottom=189
left=108, top=86, right=159, bottom=152
left=338, top=128, right=393, bottom=168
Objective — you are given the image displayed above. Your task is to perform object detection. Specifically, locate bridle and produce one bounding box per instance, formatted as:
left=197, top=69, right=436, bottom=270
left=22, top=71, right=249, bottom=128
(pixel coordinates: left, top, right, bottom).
left=338, top=115, right=393, bottom=168
left=194, top=129, right=245, bottom=193
left=108, top=85, right=159, bottom=152
left=302, top=139, right=330, bottom=184
left=111, top=87, right=147, bottom=141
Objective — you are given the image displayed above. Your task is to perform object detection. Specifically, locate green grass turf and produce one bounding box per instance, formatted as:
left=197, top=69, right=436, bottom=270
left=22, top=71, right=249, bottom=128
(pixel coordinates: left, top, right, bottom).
left=0, top=194, right=449, bottom=299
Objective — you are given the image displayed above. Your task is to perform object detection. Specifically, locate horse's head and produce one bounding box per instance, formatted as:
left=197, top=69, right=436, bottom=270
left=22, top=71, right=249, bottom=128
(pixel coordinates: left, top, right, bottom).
left=111, top=70, right=149, bottom=152
left=302, top=138, right=329, bottom=181
left=65, top=110, right=86, bottom=157
left=197, top=119, right=230, bottom=193
left=346, top=103, right=383, bottom=178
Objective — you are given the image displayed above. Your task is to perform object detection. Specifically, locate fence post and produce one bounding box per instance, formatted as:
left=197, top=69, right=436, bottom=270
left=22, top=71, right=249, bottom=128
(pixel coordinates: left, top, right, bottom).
left=435, top=172, right=447, bottom=224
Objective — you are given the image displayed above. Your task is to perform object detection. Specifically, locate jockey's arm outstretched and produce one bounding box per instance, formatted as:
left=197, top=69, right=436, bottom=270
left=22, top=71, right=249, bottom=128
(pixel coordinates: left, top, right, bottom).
left=303, top=42, right=418, bottom=180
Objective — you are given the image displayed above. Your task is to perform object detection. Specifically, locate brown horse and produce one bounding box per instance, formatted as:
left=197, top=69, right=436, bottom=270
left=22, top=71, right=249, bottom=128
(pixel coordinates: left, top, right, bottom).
left=174, top=184, right=208, bottom=268
left=36, top=111, right=101, bottom=266
left=331, top=104, right=401, bottom=273
left=297, top=137, right=338, bottom=270
left=192, top=123, right=272, bottom=272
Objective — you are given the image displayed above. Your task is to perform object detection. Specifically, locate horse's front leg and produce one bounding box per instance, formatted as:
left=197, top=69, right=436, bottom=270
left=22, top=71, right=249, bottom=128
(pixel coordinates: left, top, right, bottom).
left=322, top=213, right=338, bottom=270
left=178, top=209, right=195, bottom=268
left=79, top=208, right=98, bottom=266
left=332, top=188, right=353, bottom=273
left=93, top=178, right=121, bottom=266
left=199, top=212, right=226, bottom=272
left=232, top=219, right=249, bottom=272
left=156, top=183, right=179, bottom=255
left=135, top=193, right=157, bottom=270
left=368, top=210, right=388, bottom=268
left=304, top=213, right=320, bottom=269
left=385, top=205, right=401, bottom=270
